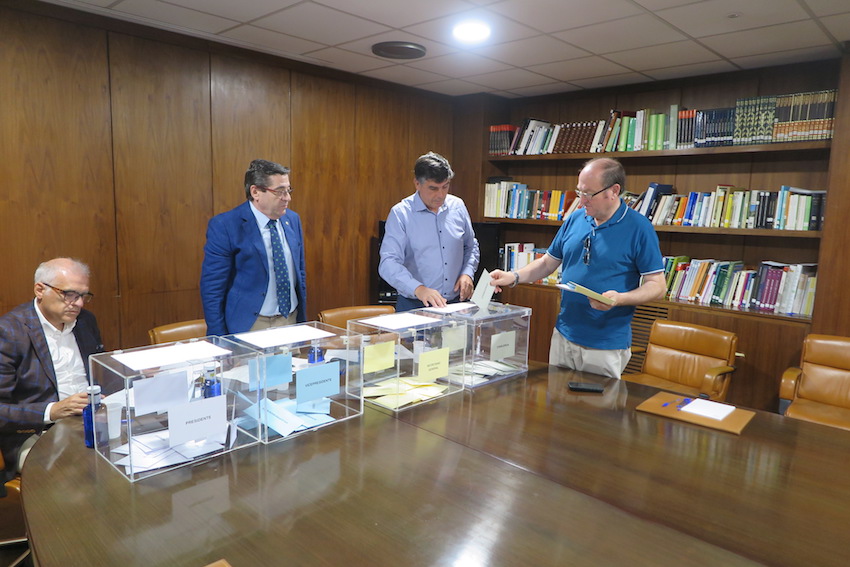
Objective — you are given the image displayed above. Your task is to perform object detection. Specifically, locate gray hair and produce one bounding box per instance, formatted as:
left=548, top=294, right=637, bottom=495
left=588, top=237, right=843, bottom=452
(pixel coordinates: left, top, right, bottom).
left=34, top=258, right=91, bottom=285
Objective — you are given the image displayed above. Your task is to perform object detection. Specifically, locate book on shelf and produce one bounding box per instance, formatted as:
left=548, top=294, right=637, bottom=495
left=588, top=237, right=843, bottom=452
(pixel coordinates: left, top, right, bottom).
left=605, top=117, right=622, bottom=152
left=492, top=87, right=835, bottom=159
left=618, top=115, right=633, bottom=152
left=637, top=182, right=674, bottom=219
left=671, top=194, right=690, bottom=226
left=502, top=242, right=535, bottom=271
left=589, top=119, right=607, bottom=153
left=598, top=110, right=620, bottom=152
left=488, top=124, right=519, bottom=156
left=663, top=255, right=690, bottom=292
left=666, top=104, right=679, bottom=150
left=513, top=118, right=550, bottom=155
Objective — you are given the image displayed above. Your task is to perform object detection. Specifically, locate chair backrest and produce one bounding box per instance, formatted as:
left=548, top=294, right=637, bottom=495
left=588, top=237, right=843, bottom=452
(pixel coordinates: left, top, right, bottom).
left=318, top=305, right=394, bottom=330
left=795, top=334, right=850, bottom=409
left=642, top=320, right=737, bottom=390
left=0, top=449, right=27, bottom=544
left=148, top=319, right=207, bottom=345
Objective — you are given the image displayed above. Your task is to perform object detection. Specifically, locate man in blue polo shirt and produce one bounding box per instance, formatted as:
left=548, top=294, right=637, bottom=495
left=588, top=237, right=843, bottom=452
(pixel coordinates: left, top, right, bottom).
left=490, top=157, right=665, bottom=378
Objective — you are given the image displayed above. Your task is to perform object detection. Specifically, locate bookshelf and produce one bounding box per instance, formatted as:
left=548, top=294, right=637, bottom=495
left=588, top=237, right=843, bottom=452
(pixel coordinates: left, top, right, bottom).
left=465, top=57, right=849, bottom=412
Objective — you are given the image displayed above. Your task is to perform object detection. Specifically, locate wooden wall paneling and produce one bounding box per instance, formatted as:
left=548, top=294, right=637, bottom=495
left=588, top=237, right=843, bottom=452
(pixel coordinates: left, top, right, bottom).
left=756, top=59, right=840, bottom=96
left=109, top=33, right=212, bottom=347
left=621, top=158, right=678, bottom=198
left=614, top=87, right=681, bottom=117
left=354, top=85, right=412, bottom=309
left=558, top=93, right=617, bottom=124
left=210, top=54, right=292, bottom=216
left=452, top=94, right=507, bottom=223
left=667, top=305, right=809, bottom=411
left=670, top=155, right=753, bottom=194
left=509, top=98, right=560, bottom=125
left=291, top=73, right=356, bottom=318
left=500, top=285, right=559, bottom=363
left=0, top=8, right=120, bottom=345
left=408, top=95, right=454, bottom=173
left=813, top=53, right=850, bottom=336
left=749, top=154, right=830, bottom=193
left=679, top=72, right=756, bottom=109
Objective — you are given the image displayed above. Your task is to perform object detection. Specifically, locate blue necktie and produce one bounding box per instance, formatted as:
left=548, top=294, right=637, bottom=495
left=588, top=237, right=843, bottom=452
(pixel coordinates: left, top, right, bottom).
left=267, top=219, right=291, bottom=316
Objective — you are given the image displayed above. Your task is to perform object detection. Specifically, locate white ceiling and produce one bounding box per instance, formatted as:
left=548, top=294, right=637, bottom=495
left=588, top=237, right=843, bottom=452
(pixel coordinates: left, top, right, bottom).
left=40, top=0, right=850, bottom=98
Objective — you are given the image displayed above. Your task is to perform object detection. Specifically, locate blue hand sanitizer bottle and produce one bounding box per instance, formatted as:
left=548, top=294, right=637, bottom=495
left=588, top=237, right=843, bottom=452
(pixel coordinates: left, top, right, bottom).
left=83, top=385, right=102, bottom=448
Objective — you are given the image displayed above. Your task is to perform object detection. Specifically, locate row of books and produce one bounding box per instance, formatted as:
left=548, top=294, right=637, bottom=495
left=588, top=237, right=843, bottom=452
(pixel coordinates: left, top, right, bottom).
left=501, top=242, right=561, bottom=285
left=633, top=183, right=826, bottom=231
left=665, top=257, right=817, bottom=317
left=484, top=179, right=579, bottom=221
left=488, top=88, right=837, bottom=156
left=735, top=90, right=836, bottom=145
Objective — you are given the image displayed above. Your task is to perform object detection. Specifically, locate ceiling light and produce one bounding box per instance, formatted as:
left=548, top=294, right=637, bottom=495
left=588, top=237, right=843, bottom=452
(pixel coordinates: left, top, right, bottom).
left=371, top=41, right=427, bottom=59
left=452, top=20, right=491, bottom=44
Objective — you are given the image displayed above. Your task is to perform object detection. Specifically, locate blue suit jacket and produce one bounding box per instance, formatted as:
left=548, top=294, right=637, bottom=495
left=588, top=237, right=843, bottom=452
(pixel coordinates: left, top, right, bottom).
left=0, top=302, right=103, bottom=477
left=200, top=201, right=307, bottom=335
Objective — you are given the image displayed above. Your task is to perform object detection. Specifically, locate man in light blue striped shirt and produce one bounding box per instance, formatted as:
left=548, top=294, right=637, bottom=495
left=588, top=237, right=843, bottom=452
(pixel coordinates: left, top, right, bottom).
left=379, top=152, right=480, bottom=312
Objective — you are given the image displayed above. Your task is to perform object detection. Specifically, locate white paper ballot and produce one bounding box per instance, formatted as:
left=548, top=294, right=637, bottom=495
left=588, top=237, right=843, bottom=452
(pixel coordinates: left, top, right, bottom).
left=234, top=325, right=334, bottom=349
left=134, top=370, right=190, bottom=417
left=357, top=312, right=435, bottom=330
left=113, top=341, right=232, bottom=371
left=423, top=302, right=476, bottom=314
left=471, top=268, right=496, bottom=311
left=168, top=395, right=228, bottom=447
left=680, top=398, right=736, bottom=420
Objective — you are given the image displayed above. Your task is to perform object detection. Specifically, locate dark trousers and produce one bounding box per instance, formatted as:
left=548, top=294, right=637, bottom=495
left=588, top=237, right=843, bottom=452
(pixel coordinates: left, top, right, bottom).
left=394, top=295, right=459, bottom=312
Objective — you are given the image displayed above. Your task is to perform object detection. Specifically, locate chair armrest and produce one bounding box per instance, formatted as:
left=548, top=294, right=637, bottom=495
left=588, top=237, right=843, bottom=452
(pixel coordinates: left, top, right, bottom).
left=779, top=367, right=802, bottom=401
left=631, top=345, right=646, bottom=355
left=699, top=365, right=735, bottom=399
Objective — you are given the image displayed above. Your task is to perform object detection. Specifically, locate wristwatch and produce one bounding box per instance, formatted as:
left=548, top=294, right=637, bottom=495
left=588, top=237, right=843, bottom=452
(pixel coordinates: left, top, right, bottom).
left=509, top=270, right=519, bottom=288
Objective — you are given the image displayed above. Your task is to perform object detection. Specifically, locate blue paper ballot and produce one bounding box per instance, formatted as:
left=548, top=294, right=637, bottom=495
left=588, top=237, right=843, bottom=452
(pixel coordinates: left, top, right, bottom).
left=296, top=360, right=339, bottom=403
left=265, top=353, right=293, bottom=389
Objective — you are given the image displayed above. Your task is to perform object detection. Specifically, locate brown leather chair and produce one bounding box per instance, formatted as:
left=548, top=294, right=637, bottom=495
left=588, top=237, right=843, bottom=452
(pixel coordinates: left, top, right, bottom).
left=623, top=320, right=737, bottom=401
left=148, top=319, right=207, bottom=345
left=318, top=305, right=394, bottom=330
left=0, top=451, right=29, bottom=567
left=779, top=334, right=850, bottom=431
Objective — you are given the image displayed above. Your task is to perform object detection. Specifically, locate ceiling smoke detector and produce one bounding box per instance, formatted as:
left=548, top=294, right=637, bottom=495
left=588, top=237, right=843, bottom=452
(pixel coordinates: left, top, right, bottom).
left=371, top=41, right=427, bottom=59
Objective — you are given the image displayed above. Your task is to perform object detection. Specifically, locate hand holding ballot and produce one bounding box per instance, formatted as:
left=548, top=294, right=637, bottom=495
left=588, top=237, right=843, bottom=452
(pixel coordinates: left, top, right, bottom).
left=556, top=281, right=616, bottom=309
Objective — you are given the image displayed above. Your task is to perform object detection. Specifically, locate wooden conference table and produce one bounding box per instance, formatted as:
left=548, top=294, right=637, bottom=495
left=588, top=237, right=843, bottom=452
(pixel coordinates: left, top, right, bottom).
left=22, top=364, right=850, bottom=566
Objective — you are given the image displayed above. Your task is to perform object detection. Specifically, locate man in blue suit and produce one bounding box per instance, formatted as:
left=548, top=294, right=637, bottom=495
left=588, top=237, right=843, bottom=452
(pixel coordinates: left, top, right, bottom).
left=201, top=159, right=307, bottom=335
left=0, top=258, right=104, bottom=477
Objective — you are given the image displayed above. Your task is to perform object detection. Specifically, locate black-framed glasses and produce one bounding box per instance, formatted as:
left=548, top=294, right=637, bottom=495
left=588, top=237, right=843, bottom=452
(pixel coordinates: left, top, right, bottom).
left=583, top=236, right=592, bottom=265
left=575, top=183, right=613, bottom=200
left=259, top=185, right=294, bottom=198
left=41, top=282, right=94, bottom=304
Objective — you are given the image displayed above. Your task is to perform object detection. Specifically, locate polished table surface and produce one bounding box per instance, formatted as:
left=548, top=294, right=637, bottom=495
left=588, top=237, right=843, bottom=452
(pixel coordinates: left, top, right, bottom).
left=22, top=365, right=850, bottom=566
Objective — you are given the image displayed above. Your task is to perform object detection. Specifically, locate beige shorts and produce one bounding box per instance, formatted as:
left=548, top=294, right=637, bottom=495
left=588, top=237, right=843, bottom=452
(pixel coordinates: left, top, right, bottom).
left=548, top=328, right=630, bottom=379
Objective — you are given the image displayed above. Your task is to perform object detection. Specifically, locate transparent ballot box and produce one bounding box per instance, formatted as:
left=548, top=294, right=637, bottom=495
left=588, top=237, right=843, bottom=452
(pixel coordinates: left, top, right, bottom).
left=88, top=336, right=261, bottom=482
left=223, top=322, right=363, bottom=444
left=347, top=310, right=466, bottom=412
left=421, top=302, right=531, bottom=388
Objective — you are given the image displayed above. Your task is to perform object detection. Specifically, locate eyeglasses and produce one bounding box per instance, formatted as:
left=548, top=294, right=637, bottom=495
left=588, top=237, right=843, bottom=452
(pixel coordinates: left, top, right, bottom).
left=41, top=282, right=94, bottom=304
left=259, top=185, right=294, bottom=198
left=583, top=236, right=592, bottom=265
left=575, top=183, right=614, bottom=200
